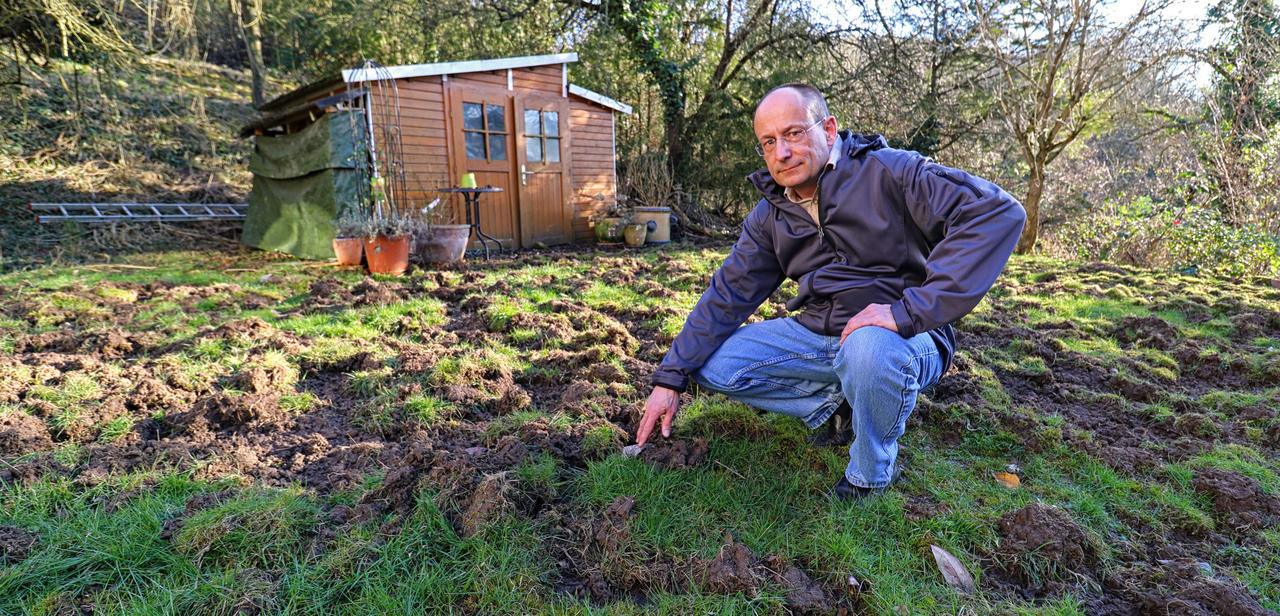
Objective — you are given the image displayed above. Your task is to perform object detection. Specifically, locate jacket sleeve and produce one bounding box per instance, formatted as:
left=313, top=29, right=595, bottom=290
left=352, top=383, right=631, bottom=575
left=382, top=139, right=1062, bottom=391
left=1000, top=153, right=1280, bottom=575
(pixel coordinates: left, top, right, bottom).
left=650, top=202, right=786, bottom=392
left=886, top=153, right=1026, bottom=338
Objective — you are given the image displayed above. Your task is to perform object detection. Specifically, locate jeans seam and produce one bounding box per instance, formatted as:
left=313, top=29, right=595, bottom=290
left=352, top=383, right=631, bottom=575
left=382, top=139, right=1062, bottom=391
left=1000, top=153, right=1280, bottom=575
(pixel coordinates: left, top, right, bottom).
left=725, top=352, right=829, bottom=391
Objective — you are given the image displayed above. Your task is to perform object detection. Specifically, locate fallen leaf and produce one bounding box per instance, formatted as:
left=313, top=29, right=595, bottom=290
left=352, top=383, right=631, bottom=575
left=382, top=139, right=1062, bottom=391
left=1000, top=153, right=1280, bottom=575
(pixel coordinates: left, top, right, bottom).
left=621, top=444, right=645, bottom=458
left=929, top=544, right=975, bottom=595
left=846, top=574, right=863, bottom=596
left=993, top=472, right=1020, bottom=489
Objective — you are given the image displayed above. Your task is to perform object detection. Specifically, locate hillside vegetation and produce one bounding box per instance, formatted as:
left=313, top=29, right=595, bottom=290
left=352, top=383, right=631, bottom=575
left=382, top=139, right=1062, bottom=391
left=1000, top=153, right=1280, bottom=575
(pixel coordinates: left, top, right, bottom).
left=0, top=54, right=262, bottom=270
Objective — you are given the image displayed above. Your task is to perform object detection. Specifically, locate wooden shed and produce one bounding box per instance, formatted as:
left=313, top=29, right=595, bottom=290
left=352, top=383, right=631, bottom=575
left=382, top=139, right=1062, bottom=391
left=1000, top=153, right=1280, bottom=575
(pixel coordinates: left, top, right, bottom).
left=241, top=52, right=632, bottom=252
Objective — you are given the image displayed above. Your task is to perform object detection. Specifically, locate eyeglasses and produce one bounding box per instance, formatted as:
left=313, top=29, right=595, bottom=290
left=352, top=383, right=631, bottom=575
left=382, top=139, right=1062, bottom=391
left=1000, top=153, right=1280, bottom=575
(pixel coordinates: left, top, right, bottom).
left=754, top=118, right=828, bottom=156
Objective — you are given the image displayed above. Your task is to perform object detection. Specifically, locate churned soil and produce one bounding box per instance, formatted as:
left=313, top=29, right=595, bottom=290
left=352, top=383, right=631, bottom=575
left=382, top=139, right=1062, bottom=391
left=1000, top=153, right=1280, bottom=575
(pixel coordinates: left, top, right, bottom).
left=1, top=248, right=1278, bottom=610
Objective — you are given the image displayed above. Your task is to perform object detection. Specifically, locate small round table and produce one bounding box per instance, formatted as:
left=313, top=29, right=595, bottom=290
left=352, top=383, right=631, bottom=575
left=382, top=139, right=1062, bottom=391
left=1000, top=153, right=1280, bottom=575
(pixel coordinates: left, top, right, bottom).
left=438, top=186, right=504, bottom=260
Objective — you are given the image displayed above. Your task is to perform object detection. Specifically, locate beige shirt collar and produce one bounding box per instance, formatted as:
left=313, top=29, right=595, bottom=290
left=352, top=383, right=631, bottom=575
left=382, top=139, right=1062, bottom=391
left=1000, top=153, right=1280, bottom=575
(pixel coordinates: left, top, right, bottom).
left=783, top=134, right=842, bottom=222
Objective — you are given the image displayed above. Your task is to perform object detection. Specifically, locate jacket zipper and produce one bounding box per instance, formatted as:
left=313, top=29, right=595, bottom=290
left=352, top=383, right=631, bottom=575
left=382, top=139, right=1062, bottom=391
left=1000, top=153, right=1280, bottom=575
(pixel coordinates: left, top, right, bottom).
left=813, top=169, right=835, bottom=335
left=934, top=169, right=982, bottom=199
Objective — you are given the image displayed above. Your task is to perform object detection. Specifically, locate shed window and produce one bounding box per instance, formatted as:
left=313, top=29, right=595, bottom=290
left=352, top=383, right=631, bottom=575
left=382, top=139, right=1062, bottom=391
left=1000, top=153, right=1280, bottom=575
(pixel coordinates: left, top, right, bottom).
left=463, top=102, right=507, bottom=161
left=524, top=109, right=560, bottom=163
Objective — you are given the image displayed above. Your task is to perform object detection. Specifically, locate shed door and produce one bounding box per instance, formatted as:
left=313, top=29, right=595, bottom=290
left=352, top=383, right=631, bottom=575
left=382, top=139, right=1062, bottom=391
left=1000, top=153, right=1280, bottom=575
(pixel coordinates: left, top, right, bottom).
left=515, top=95, right=571, bottom=247
left=450, top=89, right=517, bottom=249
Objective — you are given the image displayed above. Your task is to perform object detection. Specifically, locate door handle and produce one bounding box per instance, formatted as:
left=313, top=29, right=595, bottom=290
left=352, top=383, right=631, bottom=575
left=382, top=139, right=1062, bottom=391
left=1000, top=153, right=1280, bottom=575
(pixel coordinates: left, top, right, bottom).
left=521, top=164, right=536, bottom=186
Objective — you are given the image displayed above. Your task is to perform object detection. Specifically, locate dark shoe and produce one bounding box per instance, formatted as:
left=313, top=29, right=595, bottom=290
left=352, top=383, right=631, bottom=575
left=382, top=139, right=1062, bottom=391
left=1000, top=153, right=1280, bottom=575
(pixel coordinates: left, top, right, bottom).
left=808, top=400, right=853, bottom=447
left=828, top=468, right=903, bottom=502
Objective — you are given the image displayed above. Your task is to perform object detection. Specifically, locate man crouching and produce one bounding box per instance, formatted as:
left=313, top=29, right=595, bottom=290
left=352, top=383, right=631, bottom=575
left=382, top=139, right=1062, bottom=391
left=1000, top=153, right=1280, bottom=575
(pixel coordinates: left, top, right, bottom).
left=635, top=83, right=1025, bottom=501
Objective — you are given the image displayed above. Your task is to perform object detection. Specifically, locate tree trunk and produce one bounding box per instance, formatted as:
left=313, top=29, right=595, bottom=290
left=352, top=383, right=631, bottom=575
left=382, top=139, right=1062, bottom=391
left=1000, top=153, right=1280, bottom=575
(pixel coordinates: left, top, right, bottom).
left=1015, top=162, right=1044, bottom=254
left=230, top=0, right=267, bottom=107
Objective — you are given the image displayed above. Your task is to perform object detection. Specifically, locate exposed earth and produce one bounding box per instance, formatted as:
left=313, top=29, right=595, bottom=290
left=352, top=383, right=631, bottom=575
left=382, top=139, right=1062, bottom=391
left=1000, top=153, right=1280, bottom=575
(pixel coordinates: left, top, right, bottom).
left=1, top=245, right=1278, bottom=613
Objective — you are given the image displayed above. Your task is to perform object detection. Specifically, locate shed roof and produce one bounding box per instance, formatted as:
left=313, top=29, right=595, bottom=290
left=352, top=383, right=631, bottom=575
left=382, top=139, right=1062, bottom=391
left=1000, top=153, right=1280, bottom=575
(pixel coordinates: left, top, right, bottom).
left=259, top=53, right=631, bottom=115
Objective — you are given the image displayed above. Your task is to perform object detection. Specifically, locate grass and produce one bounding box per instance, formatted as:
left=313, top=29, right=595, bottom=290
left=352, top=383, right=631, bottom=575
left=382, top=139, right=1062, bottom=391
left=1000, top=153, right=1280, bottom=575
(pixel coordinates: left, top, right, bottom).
left=0, top=244, right=1278, bottom=614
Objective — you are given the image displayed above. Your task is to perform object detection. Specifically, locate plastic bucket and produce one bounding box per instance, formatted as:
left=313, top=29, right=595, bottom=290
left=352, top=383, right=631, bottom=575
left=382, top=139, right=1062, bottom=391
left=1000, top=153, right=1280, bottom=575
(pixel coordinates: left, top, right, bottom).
left=632, top=207, right=671, bottom=244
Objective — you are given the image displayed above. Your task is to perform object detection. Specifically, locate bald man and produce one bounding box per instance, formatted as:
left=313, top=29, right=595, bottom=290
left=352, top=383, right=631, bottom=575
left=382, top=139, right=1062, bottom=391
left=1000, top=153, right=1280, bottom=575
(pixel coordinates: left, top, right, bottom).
left=636, top=83, right=1026, bottom=501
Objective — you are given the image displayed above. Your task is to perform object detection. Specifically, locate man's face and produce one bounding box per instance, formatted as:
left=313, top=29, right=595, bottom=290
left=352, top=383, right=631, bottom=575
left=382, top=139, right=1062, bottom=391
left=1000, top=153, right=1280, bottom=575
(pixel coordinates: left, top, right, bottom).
left=753, top=89, right=836, bottom=200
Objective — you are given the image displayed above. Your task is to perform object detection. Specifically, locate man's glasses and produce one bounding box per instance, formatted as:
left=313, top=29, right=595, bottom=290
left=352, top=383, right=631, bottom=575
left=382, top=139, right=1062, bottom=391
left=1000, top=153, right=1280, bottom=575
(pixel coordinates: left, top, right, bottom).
left=755, top=118, right=828, bottom=156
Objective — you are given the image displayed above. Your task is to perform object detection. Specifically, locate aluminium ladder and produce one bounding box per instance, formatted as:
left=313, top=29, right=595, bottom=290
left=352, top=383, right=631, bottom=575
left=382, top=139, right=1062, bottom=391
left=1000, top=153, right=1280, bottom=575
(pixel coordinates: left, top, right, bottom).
left=29, top=203, right=247, bottom=224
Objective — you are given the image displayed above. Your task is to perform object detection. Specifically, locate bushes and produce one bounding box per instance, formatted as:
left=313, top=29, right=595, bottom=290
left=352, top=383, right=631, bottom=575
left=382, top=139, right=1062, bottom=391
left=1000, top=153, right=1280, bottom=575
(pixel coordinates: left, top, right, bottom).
left=1044, top=196, right=1280, bottom=278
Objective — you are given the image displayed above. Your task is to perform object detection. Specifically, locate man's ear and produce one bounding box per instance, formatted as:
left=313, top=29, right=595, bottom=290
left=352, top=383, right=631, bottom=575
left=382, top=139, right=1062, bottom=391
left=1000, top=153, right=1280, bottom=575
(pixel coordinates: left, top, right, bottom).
left=825, top=117, right=838, bottom=145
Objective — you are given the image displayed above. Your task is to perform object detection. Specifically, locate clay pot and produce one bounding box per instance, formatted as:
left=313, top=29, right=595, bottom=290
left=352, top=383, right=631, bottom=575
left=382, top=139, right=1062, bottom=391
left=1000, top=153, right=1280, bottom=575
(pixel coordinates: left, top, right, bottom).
left=364, top=235, right=410, bottom=276
left=413, top=224, right=470, bottom=264
left=332, top=236, right=363, bottom=266
left=624, top=223, right=647, bottom=247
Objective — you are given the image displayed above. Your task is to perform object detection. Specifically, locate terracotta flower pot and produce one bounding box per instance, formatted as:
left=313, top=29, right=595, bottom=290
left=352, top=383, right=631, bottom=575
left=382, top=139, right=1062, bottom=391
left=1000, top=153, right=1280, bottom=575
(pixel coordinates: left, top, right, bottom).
left=332, top=236, right=363, bottom=266
left=364, top=234, right=410, bottom=276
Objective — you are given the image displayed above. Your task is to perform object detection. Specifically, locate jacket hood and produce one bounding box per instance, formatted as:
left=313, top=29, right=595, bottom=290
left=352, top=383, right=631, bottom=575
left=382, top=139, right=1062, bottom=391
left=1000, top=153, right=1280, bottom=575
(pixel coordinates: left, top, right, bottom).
left=747, top=131, right=889, bottom=198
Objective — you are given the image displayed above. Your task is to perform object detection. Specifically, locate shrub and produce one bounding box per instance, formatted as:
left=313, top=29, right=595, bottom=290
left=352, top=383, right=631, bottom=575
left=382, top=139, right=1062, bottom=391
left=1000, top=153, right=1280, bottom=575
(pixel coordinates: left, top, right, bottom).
left=1045, top=196, right=1280, bottom=278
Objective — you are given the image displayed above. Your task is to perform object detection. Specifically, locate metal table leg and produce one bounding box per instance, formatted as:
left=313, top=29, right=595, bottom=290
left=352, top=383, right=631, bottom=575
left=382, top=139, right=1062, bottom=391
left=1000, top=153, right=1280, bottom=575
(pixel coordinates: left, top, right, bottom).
left=466, top=193, right=501, bottom=260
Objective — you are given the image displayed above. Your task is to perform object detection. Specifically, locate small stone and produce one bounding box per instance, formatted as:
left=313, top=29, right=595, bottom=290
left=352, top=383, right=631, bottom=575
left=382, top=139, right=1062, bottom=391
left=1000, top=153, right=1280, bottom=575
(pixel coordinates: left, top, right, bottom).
left=622, top=444, right=645, bottom=458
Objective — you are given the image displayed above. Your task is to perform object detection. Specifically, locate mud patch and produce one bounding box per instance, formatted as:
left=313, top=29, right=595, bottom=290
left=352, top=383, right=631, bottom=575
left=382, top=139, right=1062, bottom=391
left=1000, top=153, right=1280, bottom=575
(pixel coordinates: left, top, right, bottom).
left=0, top=411, right=55, bottom=456
left=1193, top=469, right=1280, bottom=532
left=233, top=365, right=294, bottom=394
left=1103, top=559, right=1275, bottom=615
left=0, top=525, right=36, bottom=565
left=461, top=472, right=516, bottom=537
left=990, top=503, right=1097, bottom=593
left=696, top=536, right=831, bottom=613
left=637, top=438, right=708, bottom=469
left=165, top=392, right=288, bottom=442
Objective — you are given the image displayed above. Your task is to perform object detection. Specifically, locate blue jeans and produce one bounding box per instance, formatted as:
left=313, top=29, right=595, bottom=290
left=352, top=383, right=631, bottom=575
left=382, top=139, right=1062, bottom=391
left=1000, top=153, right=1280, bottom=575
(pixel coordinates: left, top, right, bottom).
left=691, top=318, right=942, bottom=489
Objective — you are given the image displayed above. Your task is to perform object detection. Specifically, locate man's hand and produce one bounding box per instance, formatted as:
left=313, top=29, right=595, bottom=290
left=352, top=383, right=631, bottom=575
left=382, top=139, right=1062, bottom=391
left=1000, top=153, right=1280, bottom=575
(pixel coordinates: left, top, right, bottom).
left=636, top=386, right=680, bottom=446
left=839, top=303, right=898, bottom=344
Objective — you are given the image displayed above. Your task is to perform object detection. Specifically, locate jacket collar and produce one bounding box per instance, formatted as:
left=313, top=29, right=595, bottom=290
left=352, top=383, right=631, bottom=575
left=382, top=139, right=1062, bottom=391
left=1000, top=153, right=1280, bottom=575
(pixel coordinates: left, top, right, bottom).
left=748, top=131, right=888, bottom=202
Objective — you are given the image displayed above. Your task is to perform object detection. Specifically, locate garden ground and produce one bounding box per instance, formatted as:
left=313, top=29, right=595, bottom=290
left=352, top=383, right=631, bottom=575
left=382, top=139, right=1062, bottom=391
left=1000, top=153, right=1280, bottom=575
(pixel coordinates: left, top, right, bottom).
left=1, top=240, right=1278, bottom=614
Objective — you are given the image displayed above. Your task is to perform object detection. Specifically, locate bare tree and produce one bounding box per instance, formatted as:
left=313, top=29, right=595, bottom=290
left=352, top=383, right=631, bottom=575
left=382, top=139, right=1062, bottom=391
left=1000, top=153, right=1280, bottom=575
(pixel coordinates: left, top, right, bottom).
left=837, top=0, right=992, bottom=159
left=556, top=0, right=850, bottom=181
left=968, top=0, right=1183, bottom=253
left=229, top=0, right=265, bottom=107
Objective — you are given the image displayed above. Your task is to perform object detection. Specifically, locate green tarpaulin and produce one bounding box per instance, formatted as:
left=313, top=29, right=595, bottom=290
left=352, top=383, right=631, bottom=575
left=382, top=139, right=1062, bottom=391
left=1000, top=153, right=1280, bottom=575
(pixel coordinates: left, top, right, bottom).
left=241, top=110, right=366, bottom=259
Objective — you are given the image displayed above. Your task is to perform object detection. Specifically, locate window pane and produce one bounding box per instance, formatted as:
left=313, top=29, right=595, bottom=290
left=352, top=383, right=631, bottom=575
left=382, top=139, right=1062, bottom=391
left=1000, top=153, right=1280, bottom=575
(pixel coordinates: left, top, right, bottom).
left=526, top=137, right=542, bottom=162
left=488, top=134, right=507, bottom=160
left=546, top=138, right=560, bottom=162
left=543, top=111, right=559, bottom=136
left=486, top=104, right=505, bottom=131
left=524, top=109, right=540, bottom=136
left=465, top=132, right=485, bottom=159
left=463, top=103, right=483, bottom=130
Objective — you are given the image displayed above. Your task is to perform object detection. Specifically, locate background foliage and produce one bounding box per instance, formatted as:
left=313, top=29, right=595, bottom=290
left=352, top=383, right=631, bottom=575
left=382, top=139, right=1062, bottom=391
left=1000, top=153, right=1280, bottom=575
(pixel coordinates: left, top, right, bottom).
left=1, top=0, right=1278, bottom=273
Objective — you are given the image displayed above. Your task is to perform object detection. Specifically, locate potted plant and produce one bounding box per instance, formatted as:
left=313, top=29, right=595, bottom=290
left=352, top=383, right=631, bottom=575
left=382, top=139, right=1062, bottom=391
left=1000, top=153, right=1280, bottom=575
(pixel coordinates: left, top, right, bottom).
left=331, top=209, right=365, bottom=266
left=593, top=200, right=630, bottom=245
left=361, top=209, right=413, bottom=276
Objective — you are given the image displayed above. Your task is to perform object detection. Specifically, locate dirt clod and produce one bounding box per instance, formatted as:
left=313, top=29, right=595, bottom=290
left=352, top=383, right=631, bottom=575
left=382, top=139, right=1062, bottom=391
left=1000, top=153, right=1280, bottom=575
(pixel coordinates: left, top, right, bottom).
left=1193, top=469, right=1280, bottom=532
left=0, top=411, right=54, bottom=456
left=461, top=472, right=516, bottom=537
left=0, top=525, right=36, bottom=565
left=637, top=438, right=708, bottom=469
left=994, top=503, right=1096, bottom=588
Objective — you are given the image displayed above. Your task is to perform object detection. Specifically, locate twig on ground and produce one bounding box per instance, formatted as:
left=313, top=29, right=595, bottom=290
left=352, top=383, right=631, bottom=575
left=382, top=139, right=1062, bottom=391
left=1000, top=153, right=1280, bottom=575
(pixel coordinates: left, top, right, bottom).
left=80, top=264, right=156, bottom=270
left=715, top=460, right=746, bottom=480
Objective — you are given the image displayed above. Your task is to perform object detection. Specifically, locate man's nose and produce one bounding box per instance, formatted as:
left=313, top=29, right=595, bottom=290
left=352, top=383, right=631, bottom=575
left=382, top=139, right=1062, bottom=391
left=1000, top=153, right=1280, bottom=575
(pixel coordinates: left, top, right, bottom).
left=774, top=138, right=793, bottom=159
